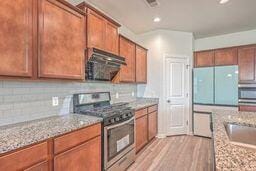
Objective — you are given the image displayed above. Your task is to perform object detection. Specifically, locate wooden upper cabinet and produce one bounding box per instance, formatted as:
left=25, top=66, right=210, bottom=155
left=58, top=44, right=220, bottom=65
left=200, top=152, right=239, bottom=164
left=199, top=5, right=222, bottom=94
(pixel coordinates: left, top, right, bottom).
left=105, top=22, right=119, bottom=55
left=136, top=45, right=147, bottom=83
left=0, top=0, right=34, bottom=77
left=87, top=9, right=105, bottom=50
left=194, top=51, right=214, bottom=67
left=38, top=0, right=85, bottom=80
left=215, top=48, right=238, bottom=66
left=77, top=2, right=120, bottom=55
left=119, top=36, right=136, bottom=82
left=238, top=46, right=256, bottom=82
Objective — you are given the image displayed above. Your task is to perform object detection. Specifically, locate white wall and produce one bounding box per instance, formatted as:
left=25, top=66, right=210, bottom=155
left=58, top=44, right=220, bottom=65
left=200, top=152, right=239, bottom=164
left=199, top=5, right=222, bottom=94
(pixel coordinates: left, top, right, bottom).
left=195, top=29, right=256, bottom=51
left=136, top=29, right=194, bottom=135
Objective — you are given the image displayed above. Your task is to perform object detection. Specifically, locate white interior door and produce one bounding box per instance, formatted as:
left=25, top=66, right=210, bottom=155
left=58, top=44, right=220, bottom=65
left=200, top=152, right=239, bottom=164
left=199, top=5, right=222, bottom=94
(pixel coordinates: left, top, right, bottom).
left=164, top=57, right=189, bottom=135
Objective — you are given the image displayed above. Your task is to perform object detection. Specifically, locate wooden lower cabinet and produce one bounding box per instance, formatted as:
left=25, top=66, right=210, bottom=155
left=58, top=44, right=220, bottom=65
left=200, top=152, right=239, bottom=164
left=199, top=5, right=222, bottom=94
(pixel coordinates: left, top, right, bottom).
left=0, top=123, right=101, bottom=171
left=54, top=136, right=101, bottom=171
left=136, top=114, right=148, bottom=152
left=135, top=105, right=158, bottom=153
left=148, top=111, right=157, bottom=140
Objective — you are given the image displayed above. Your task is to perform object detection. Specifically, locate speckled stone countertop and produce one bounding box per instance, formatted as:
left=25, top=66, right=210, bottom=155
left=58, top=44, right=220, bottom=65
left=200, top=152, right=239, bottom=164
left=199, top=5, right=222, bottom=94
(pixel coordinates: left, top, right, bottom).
left=127, top=98, right=159, bottom=110
left=212, top=110, right=256, bottom=171
left=0, top=114, right=102, bottom=155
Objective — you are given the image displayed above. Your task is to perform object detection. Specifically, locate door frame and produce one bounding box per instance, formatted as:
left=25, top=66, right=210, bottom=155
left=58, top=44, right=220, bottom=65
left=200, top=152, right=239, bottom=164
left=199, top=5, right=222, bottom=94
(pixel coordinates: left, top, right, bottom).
left=162, top=54, right=191, bottom=136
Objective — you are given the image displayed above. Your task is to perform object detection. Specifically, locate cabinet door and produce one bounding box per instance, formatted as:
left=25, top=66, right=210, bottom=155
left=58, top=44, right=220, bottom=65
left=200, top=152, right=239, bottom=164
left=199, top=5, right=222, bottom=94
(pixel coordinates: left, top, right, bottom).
left=105, top=22, right=119, bottom=55
left=215, top=48, right=238, bottom=66
left=136, top=45, right=147, bottom=83
left=194, top=51, right=214, bottom=67
left=38, top=0, right=85, bottom=80
left=54, top=136, right=101, bottom=171
left=238, top=46, right=256, bottom=82
left=0, top=0, right=33, bottom=77
left=136, top=115, right=148, bottom=153
left=119, top=36, right=136, bottom=82
left=148, top=111, right=157, bottom=140
left=193, top=113, right=211, bottom=138
left=87, top=9, right=105, bottom=50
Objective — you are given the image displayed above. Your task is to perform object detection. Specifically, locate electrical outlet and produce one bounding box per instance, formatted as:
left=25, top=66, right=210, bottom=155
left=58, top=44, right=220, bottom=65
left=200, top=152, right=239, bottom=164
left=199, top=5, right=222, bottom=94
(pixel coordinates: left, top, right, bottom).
left=132, top=92, right=135, bottom=97
left=115, top=92, right=119, bottom=99
left=52, top=97, right=59, bottom=106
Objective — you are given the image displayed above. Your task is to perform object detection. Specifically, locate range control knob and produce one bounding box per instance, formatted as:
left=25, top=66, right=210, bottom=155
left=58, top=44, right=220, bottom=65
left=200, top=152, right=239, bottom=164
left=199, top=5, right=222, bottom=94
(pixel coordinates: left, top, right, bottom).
left=110, top=118, right=115, bottom=124
left=115, top=117, right=120, bottom=122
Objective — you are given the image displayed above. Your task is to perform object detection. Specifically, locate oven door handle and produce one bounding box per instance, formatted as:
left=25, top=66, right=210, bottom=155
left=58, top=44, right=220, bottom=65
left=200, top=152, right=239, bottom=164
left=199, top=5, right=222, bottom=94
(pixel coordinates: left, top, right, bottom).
left=105, top=117, right=135, bottom=130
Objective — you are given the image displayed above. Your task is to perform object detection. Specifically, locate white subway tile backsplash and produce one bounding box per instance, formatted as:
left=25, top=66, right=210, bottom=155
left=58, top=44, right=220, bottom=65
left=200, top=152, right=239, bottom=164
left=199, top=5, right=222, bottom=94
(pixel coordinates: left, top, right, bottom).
left=0, top=81, right=137, bottom=126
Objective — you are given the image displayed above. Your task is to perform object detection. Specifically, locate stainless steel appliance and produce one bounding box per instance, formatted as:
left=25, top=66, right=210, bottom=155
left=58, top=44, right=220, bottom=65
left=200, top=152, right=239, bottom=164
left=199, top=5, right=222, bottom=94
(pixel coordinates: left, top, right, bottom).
left=73, top=92, right=135, bottom=171
left=238, top=84, right=256, bottom=105
left=86, top=48, right=127, bottom=81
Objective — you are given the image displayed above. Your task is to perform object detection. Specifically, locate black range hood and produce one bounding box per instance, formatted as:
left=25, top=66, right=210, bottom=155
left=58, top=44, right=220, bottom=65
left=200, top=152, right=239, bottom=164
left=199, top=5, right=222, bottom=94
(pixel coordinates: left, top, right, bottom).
left=86, top=48, right=127, bottom=81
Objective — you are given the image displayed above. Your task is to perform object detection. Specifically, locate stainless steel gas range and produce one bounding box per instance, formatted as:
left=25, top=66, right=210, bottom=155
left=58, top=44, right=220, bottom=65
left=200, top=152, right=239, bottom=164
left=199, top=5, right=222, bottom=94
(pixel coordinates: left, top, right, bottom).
left=73, top=92, right=135, bottom=171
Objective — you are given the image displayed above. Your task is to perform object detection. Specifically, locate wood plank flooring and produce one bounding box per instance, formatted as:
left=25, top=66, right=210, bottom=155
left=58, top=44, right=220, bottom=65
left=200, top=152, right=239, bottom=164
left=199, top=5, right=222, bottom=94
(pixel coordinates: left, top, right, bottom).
left=128, top=135, right=213, bottom=171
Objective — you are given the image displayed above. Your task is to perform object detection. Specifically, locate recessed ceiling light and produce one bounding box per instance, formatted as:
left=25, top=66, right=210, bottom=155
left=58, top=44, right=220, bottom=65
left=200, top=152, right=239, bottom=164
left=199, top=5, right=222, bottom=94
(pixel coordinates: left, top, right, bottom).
left=219, top=0, right=230, bottom=4
left=153, top=17, right=161, bottom=22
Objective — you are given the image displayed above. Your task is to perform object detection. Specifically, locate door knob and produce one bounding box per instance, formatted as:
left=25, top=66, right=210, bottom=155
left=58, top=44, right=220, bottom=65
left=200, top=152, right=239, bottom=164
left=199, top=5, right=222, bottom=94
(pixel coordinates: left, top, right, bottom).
left=167, top=100, right=171, bottom=103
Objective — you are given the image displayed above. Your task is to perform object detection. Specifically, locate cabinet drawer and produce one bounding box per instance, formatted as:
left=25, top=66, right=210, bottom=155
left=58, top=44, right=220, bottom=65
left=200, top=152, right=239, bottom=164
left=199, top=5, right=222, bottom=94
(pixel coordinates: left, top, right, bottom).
left=0, top=142, right=48, bottom=171
left=148, top=105, right=158, bottom=113
left=135, top=108, right=148, bottom=119
left=239, top=105, right=256, bottom=112
left=54, top=123, right=101, bottom=154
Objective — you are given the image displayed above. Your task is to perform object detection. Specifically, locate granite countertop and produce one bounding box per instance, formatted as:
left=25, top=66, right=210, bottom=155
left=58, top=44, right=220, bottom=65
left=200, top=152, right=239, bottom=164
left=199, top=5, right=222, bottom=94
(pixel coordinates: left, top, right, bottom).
left=0, top=114, right=102, bottom=155
left=127, top=98, right=159, bottom=110
left=212, top=110, right=256, bottom=171
left=0, top=98, right=158, bottom=155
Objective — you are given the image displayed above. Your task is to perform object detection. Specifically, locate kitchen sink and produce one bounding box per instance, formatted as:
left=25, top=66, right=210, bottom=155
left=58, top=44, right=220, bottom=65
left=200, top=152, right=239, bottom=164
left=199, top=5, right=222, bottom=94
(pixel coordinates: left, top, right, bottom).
left=224, top=123, right=256, bottom=149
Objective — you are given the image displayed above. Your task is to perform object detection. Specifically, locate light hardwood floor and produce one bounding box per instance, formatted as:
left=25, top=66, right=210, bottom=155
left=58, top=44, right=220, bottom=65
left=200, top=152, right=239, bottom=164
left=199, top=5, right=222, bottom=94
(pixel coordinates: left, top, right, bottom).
left=128, top=135, right=213, bottom=171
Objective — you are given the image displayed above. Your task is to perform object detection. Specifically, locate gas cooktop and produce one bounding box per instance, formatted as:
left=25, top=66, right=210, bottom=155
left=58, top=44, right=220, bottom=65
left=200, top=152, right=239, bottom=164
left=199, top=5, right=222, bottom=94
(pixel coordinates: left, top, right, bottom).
left=73, top=93, right=134, bottom=126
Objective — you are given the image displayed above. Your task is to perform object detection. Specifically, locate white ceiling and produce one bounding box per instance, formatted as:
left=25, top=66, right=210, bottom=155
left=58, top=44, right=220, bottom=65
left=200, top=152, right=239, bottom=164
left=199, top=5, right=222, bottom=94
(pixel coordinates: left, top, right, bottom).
left=69, top=0, right=256, bottom=38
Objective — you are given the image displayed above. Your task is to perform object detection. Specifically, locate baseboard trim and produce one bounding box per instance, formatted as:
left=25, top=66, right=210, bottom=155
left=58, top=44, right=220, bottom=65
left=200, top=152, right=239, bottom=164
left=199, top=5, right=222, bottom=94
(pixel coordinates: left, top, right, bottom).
left=156, top=134, right=167, bottom=138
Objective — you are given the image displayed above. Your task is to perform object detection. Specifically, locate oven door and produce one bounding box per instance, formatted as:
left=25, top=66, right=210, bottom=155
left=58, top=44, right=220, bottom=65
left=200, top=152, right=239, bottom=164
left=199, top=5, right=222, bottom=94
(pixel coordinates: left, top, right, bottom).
left=104, top=117, right=135, bottom=169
